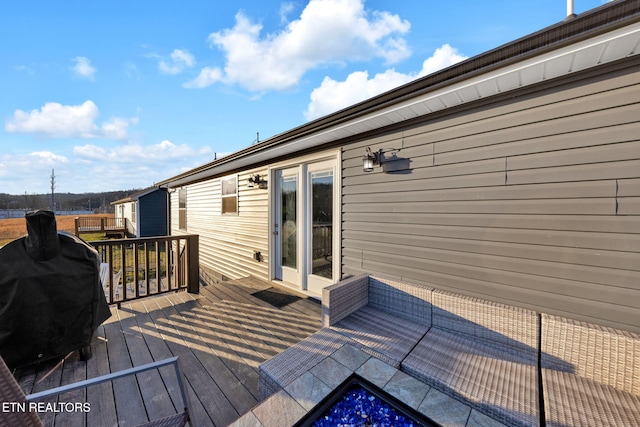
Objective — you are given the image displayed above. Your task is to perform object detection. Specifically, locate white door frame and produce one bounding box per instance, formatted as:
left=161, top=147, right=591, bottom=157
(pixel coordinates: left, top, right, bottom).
left=273, top=166, right=303, bottom=287
left=268, top=150, right=341, bottom=296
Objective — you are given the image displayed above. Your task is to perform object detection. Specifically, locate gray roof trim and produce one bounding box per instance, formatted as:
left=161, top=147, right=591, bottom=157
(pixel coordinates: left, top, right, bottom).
left=111, top=187, right=165, bottom=205
left=157, top=0, right=640, bottom=188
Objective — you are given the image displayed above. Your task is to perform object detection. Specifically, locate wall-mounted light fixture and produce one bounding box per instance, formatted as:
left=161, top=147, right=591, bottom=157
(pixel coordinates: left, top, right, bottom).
left=363, top=147, right=381, bottom=172
left=248, top=174, right=268, bottom=189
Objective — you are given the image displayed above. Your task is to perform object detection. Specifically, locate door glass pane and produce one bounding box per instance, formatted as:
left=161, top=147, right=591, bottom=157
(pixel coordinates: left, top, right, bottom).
left=311, top=170, right=333, bottom=278
left=281, top=175, right=297, bottom=269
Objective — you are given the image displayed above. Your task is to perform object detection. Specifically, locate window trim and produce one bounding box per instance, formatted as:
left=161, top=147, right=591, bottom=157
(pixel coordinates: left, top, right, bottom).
left=178, top=188, right=187, bottom=231
left=221, top=175, right=238, bottom=215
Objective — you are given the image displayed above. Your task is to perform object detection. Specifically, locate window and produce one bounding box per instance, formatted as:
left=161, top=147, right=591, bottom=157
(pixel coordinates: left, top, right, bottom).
left=178, top=189, right=187, bottom=230
left=131, top=202, right=136, bottom=224
left=221, top=175, right=238, bottom=214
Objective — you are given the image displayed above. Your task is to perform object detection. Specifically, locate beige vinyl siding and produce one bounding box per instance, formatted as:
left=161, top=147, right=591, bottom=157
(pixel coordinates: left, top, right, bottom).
left=341, top=58, right=640, bottom=333
left=170, top=168, right=269, bottom=281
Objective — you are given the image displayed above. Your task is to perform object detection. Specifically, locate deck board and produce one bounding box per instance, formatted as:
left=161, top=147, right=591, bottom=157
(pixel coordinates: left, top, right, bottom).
left=12, top=276, right=322, bottom=427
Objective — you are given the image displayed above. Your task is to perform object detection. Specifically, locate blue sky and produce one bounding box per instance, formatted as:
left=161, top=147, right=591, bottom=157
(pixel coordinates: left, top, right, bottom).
left=0, top=0, right=610, bottom=194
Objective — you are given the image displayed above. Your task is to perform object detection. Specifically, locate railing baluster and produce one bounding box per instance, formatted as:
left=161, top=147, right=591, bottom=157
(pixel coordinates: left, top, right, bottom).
left=145, top=242, right=150, bottom=297
left=108, top=244, right=114, bottom=305
left=121, top=241, right=127, bottom=303
left=155, top=240, right=161, bottom=295
left=175, top=242, right=181, bottom=292
left=167, top=240, right=172, bottom=291
left=90, top=235, right=198, bottom=306
left=134, top=241, right=140, bottom=299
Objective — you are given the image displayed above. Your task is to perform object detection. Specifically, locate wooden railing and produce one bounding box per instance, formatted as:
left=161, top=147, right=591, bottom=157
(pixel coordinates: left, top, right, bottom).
left=75, top=217, right=128, bottom=237
left=312, top=223, right=332, bottom=259
left=90, top=235, right=199, bottom=306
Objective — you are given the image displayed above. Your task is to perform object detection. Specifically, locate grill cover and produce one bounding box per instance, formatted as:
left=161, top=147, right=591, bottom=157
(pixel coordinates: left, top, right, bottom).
left=0, top=211, right=111, bottom=368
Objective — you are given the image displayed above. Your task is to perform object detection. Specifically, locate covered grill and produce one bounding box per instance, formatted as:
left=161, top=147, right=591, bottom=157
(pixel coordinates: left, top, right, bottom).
left=0, top=210, right=111, bottom=368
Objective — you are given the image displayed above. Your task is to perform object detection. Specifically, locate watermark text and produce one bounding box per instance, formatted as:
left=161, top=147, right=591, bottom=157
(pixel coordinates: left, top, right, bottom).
left=2, top=401, right=90, bottom=413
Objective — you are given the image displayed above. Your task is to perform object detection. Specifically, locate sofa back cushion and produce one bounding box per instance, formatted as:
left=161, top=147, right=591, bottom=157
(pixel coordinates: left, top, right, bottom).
left=541, top=314, right=640, bottom=394
left=432, top=290, right=539, bottom=355
left=368, top=276, right=432, bottom=327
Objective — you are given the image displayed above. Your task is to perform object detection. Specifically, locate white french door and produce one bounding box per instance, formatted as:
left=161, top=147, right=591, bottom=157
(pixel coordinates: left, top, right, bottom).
left=272, top=158, right=338, bottom=295
left=273, top=167, right=301, bottom=285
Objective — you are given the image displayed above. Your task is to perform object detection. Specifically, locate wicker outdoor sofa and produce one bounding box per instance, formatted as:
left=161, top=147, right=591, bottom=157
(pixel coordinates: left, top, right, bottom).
left=258, top=274, right=640, bottom=427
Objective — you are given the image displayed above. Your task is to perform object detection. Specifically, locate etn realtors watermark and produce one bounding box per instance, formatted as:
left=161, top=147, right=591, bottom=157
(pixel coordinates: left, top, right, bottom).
left=2, top=401, right=91, bottom=413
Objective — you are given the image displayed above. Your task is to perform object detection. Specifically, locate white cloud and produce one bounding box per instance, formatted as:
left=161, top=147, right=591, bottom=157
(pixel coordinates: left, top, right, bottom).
left=72, top=56, right=96, bottom=80
left=101, top=117, right=130, bottom=140
left=159, top=49, right=196, bottom=75
left=5, top=100, right=135, bottom=140
left=419, top=44, right=468, bottom=76
left=74, top=140, right=212, bottom=163
left=182, top=66, right=223, bottom=89
left=30, top=151, right=69, bottom=164
left=185, top=0, right=410, bottom=91
left=304, top=44, right=468, bottom=120
left=5, top=101, right=99, bottom=138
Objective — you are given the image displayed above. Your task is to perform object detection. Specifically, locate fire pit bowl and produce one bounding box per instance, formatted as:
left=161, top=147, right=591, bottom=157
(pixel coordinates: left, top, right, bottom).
left=294, top=374, right=440, bottom=427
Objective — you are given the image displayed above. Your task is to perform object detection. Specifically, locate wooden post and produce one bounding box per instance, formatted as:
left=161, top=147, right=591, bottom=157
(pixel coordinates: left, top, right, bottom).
left=187, top=235, right=200, bottom=294
left=74, top=217, right=80, bottom=236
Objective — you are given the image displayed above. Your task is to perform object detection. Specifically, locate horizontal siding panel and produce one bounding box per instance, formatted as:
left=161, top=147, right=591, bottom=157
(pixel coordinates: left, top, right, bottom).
left=343, top=230, right=639, bottom=272
left=343, top=171, right=505, bottom=193
left=618, top=178, right=640, bottom=196
left=344, top=180, right=615, bottom=201
left=618, top=197, right=640, bottom=215
left=344, top=236, right=640, bottom=288
left=508, top=140, right=640, bottom=171
left=433, top=100, right=640, bottom=155
left=343, top=198, right=615, bottom=215
left=434, top=122, right=639, bottom=166
left=344, top=221, right=640, bottom=252
left=507, top=159, right=640, bottom=185
left=342, top=212, right=639, bottom=234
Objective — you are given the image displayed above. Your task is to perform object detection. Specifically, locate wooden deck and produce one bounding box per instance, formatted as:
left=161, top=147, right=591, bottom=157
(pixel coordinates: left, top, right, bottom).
left=13, top=275, right=322, bottom=427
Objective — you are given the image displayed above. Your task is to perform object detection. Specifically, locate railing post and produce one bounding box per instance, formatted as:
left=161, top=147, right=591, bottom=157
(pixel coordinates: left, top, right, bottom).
left=74, top=217, right=80, bottom=236
left=187, top=235, right=199, bottom=294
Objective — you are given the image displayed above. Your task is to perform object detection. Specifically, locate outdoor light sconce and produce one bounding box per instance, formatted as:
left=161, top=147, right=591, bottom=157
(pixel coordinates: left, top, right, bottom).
left=248, top=174, right=268, bottom=189
left=363, top=147, right=381, bottom=172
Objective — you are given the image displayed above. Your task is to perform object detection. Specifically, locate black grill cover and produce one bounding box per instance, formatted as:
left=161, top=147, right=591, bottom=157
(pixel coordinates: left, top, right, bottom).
left=0, top=211, right=111, bottom=368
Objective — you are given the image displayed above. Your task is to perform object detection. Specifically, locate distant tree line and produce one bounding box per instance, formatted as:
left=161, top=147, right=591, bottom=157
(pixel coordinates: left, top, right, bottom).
left=0, top=189, right=142, bottom=214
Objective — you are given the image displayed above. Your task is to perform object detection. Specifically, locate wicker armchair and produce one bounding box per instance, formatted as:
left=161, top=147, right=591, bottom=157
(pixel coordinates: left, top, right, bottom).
left=0, top=356, right=192, bottom=427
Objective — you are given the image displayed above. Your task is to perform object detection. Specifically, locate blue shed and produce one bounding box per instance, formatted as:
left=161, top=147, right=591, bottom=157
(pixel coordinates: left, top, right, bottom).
left=112, top=187, right=168, bottom=237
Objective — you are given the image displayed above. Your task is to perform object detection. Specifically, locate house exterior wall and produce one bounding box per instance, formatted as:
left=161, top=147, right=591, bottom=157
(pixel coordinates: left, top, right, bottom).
left=340, top=57, right=640, bottom=333
left=115, top=201, right=137, bottom=236
left=170, top=167, right=269, bottom=281
left=138, top=190, right=168, bottom=237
